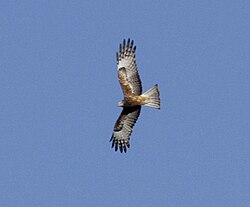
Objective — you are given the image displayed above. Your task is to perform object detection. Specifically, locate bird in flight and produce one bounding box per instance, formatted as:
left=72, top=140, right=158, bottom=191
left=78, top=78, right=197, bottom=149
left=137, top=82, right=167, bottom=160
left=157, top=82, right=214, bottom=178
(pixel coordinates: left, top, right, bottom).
left=110, top=39, right=160, bottom=153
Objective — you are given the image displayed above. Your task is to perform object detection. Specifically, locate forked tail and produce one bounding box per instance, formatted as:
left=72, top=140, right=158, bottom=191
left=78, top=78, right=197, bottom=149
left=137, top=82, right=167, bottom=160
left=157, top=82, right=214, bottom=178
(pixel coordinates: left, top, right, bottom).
left=141, top=84, right=160, bottom=109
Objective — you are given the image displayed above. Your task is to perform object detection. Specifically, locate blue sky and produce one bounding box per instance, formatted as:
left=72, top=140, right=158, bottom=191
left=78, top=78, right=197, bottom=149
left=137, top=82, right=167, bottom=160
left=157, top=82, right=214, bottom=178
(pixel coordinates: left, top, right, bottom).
left=1, top=1, right=250, bottom=206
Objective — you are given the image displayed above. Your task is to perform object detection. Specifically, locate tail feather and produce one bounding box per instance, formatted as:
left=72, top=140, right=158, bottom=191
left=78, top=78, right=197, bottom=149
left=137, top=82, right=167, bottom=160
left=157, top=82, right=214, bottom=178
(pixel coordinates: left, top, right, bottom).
left=141, top=84, right=160, bottom=109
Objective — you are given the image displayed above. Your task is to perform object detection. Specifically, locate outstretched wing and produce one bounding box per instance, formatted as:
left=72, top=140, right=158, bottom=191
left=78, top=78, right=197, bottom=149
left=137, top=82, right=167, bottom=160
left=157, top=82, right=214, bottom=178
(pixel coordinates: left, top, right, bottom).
left=117, top=39, right=142, bottom=96
left=110, top=106, right=141, bottom=153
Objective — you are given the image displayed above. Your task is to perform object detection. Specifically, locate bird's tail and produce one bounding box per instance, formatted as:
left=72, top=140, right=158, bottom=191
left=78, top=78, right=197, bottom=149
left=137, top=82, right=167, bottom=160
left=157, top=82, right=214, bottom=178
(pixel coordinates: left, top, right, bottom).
left=141, top=84, right=160, bottom=109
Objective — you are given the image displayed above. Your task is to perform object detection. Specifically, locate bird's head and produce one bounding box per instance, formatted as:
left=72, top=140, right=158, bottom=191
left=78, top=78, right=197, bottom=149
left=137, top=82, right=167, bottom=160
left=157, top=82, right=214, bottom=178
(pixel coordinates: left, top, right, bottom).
left=118, top=100, right=124, bottom=107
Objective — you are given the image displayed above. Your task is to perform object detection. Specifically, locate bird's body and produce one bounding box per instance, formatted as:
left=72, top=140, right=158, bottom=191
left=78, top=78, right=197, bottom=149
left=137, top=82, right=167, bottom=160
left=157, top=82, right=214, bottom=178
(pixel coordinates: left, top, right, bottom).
left=118, top=95, right=146, bottom=107
left=110, top=39, right=160, bottom=153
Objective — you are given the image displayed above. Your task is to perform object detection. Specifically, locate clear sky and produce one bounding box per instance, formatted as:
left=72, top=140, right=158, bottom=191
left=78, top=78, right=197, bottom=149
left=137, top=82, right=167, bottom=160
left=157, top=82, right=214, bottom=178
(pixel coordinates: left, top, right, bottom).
left=1, top=1, right=249, bottom=206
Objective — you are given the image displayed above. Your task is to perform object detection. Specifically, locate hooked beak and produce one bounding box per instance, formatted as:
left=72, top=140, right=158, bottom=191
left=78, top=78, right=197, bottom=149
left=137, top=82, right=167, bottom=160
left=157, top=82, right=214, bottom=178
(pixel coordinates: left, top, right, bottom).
left=118, top=101, right=123, bottom=107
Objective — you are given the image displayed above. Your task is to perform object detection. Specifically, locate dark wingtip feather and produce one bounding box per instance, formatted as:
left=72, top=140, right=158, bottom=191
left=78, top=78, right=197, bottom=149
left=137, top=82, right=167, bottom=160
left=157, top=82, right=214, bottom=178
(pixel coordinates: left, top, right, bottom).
left=127, top=38, right=130, bottom=46
left=123, top=39, right=126, bottom=48
left=119, top=145, right=123, bottom=153
left=116, top=52, right=119, bottom=62
left=119, top=43, right=122, bottom=53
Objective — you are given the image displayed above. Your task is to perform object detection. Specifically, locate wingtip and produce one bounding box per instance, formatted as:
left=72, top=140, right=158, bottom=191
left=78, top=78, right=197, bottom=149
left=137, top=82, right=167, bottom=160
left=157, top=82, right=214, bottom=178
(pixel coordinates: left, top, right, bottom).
left=119, top=145, right=127, bottom=153
left=116, top=52, right=119, bottom=62
left=110, top=135, right=130, bottom=153
left=127, top=38, right=130, bottom=46
left=119, top=43, right=122, bottom=53
left=119, top=146, right=123, bottom=153
left=110, top=136, right=113, bottom=142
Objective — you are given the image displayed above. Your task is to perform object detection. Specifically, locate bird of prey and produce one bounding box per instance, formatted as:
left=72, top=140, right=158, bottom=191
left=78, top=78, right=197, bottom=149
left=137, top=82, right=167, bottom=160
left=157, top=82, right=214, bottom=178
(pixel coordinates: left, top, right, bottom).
left=110, top=39, right=160, bottom=153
